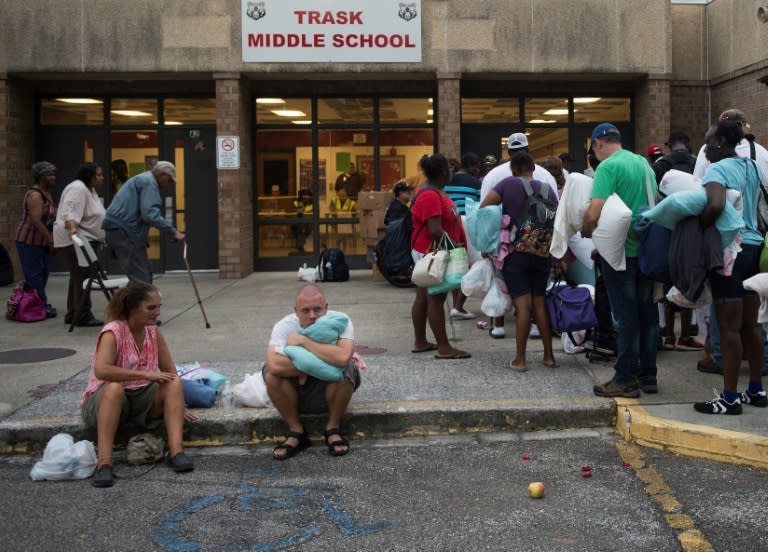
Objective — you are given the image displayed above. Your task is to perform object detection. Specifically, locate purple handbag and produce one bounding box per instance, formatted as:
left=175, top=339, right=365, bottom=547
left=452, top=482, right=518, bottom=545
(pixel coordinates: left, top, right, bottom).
left=546, top=282, right=597, bottom=333
left=6, top=282, right=46, bottom=322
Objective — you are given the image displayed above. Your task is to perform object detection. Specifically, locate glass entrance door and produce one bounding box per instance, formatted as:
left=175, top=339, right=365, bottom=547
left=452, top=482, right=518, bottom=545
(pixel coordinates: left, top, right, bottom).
left=162, top=127, right=218, bottom=271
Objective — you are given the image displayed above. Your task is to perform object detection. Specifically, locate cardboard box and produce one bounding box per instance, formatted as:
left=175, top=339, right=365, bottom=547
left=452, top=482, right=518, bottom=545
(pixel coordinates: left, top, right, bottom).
left=357, top=191, right=392, bottom=211
left=359, top=210, right=386, bottom=239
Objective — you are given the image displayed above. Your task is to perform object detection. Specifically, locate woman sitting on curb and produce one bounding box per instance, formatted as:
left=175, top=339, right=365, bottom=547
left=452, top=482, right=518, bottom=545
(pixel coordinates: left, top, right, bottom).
left=80, top=282, right=196, bottom=487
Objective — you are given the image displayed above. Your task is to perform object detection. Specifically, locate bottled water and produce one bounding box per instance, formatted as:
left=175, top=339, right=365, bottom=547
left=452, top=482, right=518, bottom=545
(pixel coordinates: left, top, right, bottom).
left=221, top=380, right=234, bottom=409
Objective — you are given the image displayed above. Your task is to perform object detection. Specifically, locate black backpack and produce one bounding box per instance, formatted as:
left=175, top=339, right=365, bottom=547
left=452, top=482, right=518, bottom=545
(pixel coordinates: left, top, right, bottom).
left=653, top=150, right=696, bottom=184
left=374, top=189, right=436, bottom=287
left=317, top=247, right=349, bottom=282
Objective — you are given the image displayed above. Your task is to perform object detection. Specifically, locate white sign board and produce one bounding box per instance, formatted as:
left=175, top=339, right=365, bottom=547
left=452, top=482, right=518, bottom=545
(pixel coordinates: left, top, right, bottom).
left=242, top=0, right=422, bottom=63
left=216, top=136, right=240, bottom=169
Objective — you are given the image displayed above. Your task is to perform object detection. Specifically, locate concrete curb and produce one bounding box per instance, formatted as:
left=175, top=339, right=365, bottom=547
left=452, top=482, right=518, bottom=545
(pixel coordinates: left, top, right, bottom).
left=0, top=398, right=616, bottom=454
left=615, top=399, right=768, bottom=470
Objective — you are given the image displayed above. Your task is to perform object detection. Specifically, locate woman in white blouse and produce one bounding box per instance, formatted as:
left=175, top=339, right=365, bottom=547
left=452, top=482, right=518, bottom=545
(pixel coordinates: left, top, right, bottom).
left=53, top=163, right=106, bottom=327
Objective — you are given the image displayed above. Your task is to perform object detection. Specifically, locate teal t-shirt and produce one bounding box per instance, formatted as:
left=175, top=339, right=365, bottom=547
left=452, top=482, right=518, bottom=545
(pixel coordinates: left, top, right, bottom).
left=703, top=157, right=762, bottom=246
left=591, top=149, right=657, bottom=257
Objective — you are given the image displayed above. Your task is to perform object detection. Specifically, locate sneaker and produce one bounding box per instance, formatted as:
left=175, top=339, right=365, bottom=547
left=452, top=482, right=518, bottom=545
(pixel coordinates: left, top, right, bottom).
left=739, top=389, right=768, bottom=407
left=676, top=337, right=705, bottom=351
left=530, top=324, right=540, bottom=338
left=92, top=464, right=114, bottom=487
left=593, top=379, right=641, bottom=398
left=696, top=357, right=722, bottom=374
left=167, top=452, right=194, bottom=473
left=450, top=308, right=476, bottom=320
left=662, top=337, right=676, bottom=350
left=45, top=304, right=57, bottom=319
left=640, top=378, right=658, bottom=394
left=489, top=327, right=505, bottom=339
left=693, top=393, right=742, bottom=415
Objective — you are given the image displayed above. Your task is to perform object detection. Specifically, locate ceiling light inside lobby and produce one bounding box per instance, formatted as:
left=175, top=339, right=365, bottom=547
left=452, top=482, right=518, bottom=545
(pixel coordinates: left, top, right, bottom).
left=543, top=108, right=569, bottom=115
left=257, top=98, right=286, bottom=104
left=55, top=98, right=102, bottom=104
left=292, top=120, right=311, bottom=125
left=112, top=110, right=152, bottom=117
left=272, top=110, right=306, bottom=117
left=574, top=97, right=601, bottom=104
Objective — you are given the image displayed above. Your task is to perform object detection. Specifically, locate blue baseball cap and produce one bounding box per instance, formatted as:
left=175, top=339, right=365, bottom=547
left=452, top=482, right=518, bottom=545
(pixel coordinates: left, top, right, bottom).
left=591, top=123, right=621, bottom=141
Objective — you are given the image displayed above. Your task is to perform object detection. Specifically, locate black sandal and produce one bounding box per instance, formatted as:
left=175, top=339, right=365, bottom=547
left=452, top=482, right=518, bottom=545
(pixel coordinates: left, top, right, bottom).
left=324, top=428, right=350, bottom=457
left=272, top=431, right=311, bottom=461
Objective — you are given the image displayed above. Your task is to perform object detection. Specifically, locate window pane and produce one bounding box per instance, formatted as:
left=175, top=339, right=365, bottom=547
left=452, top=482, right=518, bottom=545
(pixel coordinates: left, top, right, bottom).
left=461, top=98, right=520, bottom=124
left=525, top=98, right=569, bottom=124
left=319, top=129, right=373, bottom=199
left=380, top=98, right=433, bottom=123
left=523, top=128, right=570, bottom=164
left=256, top=98, right=312, bottom=125
left=318, top=98, right=373, bottom=124
left=164, top=98, right=216, bottom=125
left=573, top=97, right=631, bottom=123
left=111, top=98, right=158, bottom=125
left=380, top=128, right=434, bottom=190
left=40, top=98, right=104, bottom=125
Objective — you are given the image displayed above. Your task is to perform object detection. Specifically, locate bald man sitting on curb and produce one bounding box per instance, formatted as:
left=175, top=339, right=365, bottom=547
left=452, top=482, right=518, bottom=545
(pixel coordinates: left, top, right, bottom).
left=263, top=284, right=361, bottom=460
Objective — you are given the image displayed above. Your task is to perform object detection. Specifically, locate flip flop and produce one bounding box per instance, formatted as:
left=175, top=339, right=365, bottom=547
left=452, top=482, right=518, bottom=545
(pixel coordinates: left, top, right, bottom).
left=434, top=351, right=472, bottom=359
left=504, top=361, right=528, bottom=372
left=543, top=360, right=560, bottom=368
left=412, top=343, right=438, bottom=353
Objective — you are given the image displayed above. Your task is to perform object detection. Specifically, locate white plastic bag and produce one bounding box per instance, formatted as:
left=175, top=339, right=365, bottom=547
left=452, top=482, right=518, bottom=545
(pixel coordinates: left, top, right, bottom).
left=562, top=330, right=587, bottom=354
left=461, top=258, right=493, bottom=297
left=297, top=263, right=317, bottom=282
left=481, top=277, right=512, bottom=317
left=30, top=433, right=97, bottom=481
left=233, top=372, right=273, bottom=408
left=666, top=285, right=712, bottom=309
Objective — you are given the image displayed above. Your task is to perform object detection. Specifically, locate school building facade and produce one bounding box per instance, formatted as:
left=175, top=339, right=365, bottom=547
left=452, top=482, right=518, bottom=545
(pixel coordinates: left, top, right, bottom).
left=0, top=0, right=766, bottom=277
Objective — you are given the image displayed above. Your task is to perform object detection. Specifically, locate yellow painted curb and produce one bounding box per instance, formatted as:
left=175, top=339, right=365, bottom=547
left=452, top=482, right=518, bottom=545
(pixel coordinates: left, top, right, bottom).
left=614, top=398, right=768, bottom=470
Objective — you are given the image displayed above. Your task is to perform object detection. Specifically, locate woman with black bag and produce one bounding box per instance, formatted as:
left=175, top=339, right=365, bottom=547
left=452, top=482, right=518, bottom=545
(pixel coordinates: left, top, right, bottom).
left=480, top=152, right=559, bottom=371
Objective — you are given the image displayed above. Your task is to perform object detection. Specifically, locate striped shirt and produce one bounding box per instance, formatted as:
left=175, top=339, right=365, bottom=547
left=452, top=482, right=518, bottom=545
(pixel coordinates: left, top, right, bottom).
left=81, top=320, right=160, bottom=406
left=444, top=172, right=482, bottom=215
left=15, top=189, right=56, bottom=246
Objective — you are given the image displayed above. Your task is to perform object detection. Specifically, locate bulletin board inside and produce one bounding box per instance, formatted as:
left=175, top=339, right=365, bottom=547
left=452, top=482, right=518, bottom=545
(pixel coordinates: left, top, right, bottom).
left=356, top=155, right=405, bottom=192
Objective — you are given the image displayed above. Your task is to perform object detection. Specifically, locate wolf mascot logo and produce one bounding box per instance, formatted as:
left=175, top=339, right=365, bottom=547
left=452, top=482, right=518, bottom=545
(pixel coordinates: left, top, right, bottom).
left=246, top=2, right=266, bottom=22
left=398, top=3, right=418, bottom=22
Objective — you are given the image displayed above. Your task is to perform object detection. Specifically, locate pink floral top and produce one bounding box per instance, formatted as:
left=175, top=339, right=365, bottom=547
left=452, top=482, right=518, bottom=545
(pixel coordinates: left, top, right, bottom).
left=80, top=320, right=160, bottom=406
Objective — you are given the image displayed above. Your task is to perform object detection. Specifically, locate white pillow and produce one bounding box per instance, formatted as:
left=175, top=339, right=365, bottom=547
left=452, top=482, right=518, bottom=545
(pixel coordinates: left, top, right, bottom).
left=591, top=193, right=632, bottom=271
left=659, top=169, right=703, bottom=196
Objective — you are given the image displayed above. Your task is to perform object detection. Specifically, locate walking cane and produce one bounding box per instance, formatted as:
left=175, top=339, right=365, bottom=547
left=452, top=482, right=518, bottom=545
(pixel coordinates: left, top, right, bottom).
left=182, top=241, right=211, bottom=328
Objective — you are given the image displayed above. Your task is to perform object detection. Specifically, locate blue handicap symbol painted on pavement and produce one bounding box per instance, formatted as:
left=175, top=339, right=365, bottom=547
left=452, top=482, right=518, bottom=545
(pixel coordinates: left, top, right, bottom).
left=154, top=467, right=395, bottom=551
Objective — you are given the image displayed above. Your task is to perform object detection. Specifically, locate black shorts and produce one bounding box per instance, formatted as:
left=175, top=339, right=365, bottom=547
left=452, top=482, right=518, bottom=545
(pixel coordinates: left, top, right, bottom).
left=262, top=361, right=361, bottom=415
left=709, top=243, right=760, bottom=301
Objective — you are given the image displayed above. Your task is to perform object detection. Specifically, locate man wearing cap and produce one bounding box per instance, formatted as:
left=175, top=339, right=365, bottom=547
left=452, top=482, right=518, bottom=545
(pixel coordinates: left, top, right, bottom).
left=103, top=161, right=185, bottom=283
left=479, top=133, right=557, bottom=339
left=653, top=131, right=696, bottom=184
left=582, top=123, right=659, bottom=398
left=646, top=144, right=664, bottom=165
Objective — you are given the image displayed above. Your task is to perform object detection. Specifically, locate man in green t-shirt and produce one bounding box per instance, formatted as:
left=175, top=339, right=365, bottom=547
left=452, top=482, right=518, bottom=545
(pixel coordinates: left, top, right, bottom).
left=582, top=123, right=659, bottom=398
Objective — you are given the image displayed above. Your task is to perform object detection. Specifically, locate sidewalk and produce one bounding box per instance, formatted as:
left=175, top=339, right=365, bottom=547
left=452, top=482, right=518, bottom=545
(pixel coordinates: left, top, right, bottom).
left=0, top=271, right=766, bottom=468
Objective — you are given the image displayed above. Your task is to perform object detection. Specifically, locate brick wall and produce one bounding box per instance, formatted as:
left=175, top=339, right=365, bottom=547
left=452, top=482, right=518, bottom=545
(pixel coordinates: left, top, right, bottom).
left=0, top=78, right=35, bottom=279
left=215, top=74, right=254, bottom=279
left=437, top=74, right=460, bottom=159
left=634, top=78, right=671, bottom=155
left=669, top=82, right=709, bottom=152
left=710, top=64, right=768, bottom=145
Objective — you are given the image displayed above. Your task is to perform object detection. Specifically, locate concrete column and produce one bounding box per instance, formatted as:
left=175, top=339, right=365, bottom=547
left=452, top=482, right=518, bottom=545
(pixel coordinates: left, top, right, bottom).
left=215, top=73, right=254, bottom=279
left=0, top=76, right=35, bottom=278
left=437, top=73, right=461, bottom=159
left=634, top=77, right=671, bottom=155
